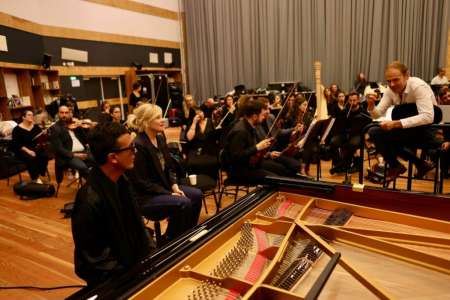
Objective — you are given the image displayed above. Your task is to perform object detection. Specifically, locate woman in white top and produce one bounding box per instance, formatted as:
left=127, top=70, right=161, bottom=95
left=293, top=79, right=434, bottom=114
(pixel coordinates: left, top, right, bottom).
left=431, top=67, right=449, bottom=85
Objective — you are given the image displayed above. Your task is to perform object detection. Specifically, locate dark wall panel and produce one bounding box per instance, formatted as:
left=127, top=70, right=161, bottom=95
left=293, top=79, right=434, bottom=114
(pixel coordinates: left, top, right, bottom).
left=102, top=78, right=119, bottom=99
left=0, top=25, right=44, bottom=65
left=0, top=25, right=181, bottom=68
left=43, top=37, right=180, bottom=68
left=60, top=76, right=102, bottom=101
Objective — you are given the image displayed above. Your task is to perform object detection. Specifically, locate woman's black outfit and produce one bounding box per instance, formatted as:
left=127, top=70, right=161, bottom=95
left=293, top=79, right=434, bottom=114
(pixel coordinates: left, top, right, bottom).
left=128, top=132, right=202, bottom=240
left=11, top=125, right=49, bottom=180
left=186, top=119, right=220, bottom=180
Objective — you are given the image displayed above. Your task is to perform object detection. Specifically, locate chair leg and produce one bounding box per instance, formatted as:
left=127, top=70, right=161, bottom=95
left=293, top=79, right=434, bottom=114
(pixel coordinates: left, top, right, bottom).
left=218, top=185, right=224, bottom=209
left=56, top=183, right=61, bottom=197
left=213, top=191, right=219, bottom=214
left=234, top=185, right=239, bottom=202
left=316, top=159, right=321, bottom=181
left=154, top=221, right=162, bottom=247
left=434, top=152, right=441, bottom=194
left=407, top=160, right=413, bottom=191
left=202, top=195, right=208, bottom=215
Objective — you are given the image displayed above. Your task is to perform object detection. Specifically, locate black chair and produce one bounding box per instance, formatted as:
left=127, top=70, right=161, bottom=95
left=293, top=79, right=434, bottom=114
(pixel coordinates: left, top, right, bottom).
left=54, top=160, right=83, bottom=197
left=360, top=123, right=443, bottom=193
left=180, top=174, right=219, bottom=214
left=217, top=150, right=252, bottom=208
left=143, top=216, right=166, bottom=248
left=0, top=140, right=27, bottom=185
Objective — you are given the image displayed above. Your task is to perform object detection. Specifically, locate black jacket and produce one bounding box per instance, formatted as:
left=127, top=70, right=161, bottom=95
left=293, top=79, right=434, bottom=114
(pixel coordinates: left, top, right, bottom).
left=71, top=167, right=152, bottom=287
left=49, top=120, right=88, bottom=166
left=128, top=132, right=177, bottom=200
left=223, top=119, right=258, bottom=168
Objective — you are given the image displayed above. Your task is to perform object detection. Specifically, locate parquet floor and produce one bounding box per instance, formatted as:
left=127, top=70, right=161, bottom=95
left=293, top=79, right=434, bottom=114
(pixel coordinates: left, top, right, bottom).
left=0, top=128, right=449, bottom=299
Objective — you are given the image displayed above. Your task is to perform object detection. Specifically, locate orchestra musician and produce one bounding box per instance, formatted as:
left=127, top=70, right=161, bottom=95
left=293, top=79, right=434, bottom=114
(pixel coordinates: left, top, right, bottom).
left=181, top=94, right=197, bottom=127
left=110, top=106, right=122, bottom=123
left=222, top=99, right=277, bottom=184
left=99, top=101, right=113, bottom=123
left=329, top=91, right=371, bottom=174
left=270, top=94, right=282, bottom=109
left=185, top=108, right=220, bottom=180
left=49, top=105, right=95, bottom=179
left=213, top=94, right=236, bottom=129
left=286, top=96, right=316, bottom=176
left=127, top=103, right=202, bottom=242
left=254, top=98, right=300, bottom=176
left=200, top=97, right=218, bottom=118
left=328, top=91, right=347, bottom=118
left=129, top=82, right=142, bottom=109
left=367, top=61, right=438, bottom=182
left=354, top=72, right=368, bottom=95
left=11, top=110, right=49, bottom=183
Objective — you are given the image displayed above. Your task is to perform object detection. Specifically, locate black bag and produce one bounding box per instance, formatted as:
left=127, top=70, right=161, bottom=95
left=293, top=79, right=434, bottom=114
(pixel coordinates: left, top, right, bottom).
left=13, top=181, right=55, bottom=200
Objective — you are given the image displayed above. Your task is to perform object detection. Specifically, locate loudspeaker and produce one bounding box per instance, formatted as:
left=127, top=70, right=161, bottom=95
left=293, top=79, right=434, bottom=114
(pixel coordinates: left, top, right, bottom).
left=132, top=62, right=143, bottom=70
left=42, top=53, right=52, bottom=69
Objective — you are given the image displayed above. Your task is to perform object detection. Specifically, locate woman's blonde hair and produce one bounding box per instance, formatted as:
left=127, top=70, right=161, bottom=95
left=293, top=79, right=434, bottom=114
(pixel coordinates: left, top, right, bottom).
left=182, top=94, right=196, bottom=118
left=127, top=103, right=162, bottom=132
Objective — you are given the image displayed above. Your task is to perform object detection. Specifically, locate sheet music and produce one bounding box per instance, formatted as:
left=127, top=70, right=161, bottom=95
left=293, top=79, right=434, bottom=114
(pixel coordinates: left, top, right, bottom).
left=320, top=118, right=335, bottom=144
left=297, top=119, right=317, bottom=149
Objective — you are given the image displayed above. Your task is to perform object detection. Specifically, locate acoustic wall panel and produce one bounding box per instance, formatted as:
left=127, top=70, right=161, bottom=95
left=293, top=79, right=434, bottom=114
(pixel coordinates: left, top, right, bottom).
left=61, top=47, right=88, bottom=63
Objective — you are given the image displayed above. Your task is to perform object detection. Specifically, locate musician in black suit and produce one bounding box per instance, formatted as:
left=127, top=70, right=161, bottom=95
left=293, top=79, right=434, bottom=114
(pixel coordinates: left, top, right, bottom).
left=127, top=103, right=202, bottom=241
left=329, top=92, right=371, bottom=174
left=49, top=105, right=92, bottom=178
left=367, top=61, right=438, bottom=181
left=222, top=99, right=277, bottom=184
left=254, top=98, right=300, bottom=176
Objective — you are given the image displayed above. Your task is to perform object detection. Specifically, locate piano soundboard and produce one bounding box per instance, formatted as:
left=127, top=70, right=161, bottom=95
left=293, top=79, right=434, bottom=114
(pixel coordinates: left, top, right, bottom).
left=130, top=192, right=450, bottom=300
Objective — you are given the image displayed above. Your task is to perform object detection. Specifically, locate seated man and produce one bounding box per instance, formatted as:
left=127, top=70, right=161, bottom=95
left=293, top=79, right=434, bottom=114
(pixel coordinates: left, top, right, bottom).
left=222, top=98, right=277, bottom=184
left=329, top=92, right=372, bottom=174
left=367, top=61, right=438, bottom=182
left=49, top=105, right=93, bottom=178
left=71, top=122, right=153, bottom=288
left=200, top=97, right=218, bottom=118
left=254, top=97, right=301, bottom=177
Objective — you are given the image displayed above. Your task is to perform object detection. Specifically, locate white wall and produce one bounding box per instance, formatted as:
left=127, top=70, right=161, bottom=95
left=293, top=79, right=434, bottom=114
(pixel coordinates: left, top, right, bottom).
left=0, top=0, right=181, bottom=42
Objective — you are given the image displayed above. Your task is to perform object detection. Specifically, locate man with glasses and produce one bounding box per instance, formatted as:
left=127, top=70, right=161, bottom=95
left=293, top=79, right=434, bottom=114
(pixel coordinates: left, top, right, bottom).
left=71, top=122, right=154, bottom=288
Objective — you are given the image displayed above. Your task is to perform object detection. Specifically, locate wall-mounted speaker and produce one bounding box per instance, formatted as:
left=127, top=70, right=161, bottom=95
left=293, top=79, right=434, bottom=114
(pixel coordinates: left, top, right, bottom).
left=42, top=53, right=52, bottom=69
left=132, top=62, right=143, bottom=70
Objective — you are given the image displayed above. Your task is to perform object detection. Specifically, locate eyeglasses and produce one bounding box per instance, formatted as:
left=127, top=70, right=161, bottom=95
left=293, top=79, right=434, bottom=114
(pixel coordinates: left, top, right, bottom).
left=111, top=143, right=137, bottom=154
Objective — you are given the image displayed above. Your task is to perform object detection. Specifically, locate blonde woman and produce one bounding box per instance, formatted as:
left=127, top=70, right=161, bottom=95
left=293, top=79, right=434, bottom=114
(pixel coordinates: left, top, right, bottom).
left=127, top=103, right=202, bottom=241
left=181, top=94, right=197, bottom=126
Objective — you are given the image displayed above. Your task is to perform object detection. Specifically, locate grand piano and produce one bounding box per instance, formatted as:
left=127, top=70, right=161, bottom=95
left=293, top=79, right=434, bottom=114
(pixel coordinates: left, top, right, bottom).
left=69, top=177, right=450, bottom=300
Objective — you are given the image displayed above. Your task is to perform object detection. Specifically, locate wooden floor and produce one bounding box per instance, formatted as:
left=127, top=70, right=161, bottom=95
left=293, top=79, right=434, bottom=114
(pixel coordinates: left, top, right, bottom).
left=1, top=133, right=449, bottom=299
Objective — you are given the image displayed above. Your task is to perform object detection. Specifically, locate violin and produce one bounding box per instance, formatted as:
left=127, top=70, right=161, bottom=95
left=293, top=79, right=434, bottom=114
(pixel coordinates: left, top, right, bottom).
left=66, top=118, right=97, bottom=130
left=249, top=84, right=298, bottom=166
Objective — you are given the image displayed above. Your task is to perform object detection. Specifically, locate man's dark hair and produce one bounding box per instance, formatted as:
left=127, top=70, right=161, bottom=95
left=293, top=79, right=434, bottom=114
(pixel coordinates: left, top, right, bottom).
left=88, top=122, right=129, bottom=165
left=242, top=99, right=265, bottom=117
left=348, top=91, right=359, bottom=98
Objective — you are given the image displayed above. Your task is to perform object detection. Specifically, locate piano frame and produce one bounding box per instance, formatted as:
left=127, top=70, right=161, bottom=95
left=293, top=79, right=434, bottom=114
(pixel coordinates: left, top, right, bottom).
left=69, top=177, right=450, bottom=299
